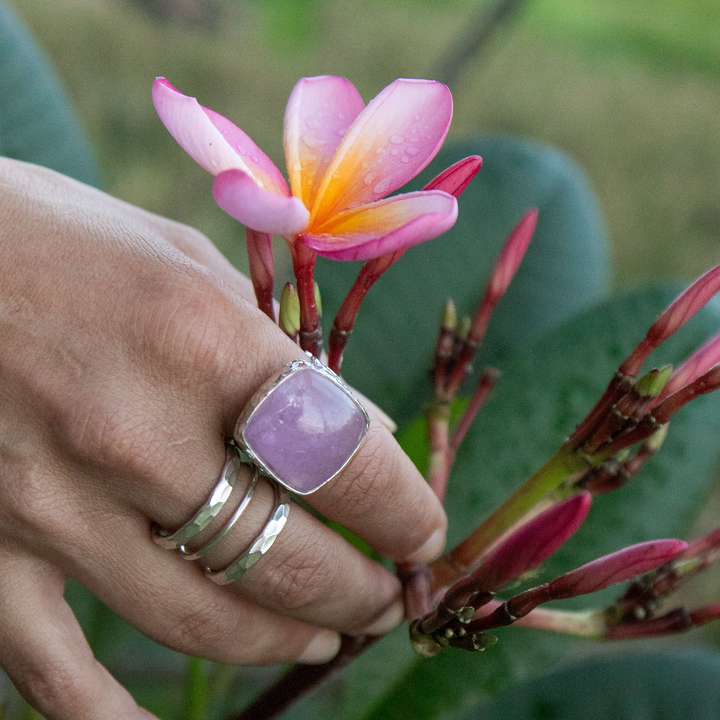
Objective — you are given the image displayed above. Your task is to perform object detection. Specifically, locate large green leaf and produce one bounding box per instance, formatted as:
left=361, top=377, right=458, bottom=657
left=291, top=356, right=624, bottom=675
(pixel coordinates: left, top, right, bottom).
left=0, top=0, right=98, bottom=186
left=452, top=650, right=720, bottom=720
left=279, top=285, right=720, bottom=720
left=314, top=135, right=610, bottom=426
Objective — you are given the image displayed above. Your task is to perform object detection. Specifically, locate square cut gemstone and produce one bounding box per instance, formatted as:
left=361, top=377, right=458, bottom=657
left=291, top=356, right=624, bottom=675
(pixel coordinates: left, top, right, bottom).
left=240, top=366, right=368, bottom=494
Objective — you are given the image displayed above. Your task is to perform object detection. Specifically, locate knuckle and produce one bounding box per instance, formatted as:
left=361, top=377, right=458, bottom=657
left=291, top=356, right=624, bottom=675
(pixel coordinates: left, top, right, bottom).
left=133, top=271, right=237, bottom=386
left=14, top=656, right=93, bottom=717
left=263, top=533, right=336, bottom=612
left=0, top=459, right=69, bottom=540
left=56, top=391, right=159, bottom=481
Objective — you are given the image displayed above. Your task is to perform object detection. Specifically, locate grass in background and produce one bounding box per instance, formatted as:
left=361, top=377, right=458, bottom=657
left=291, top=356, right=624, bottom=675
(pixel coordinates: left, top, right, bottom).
left=8, top=0, right=720, bottom=288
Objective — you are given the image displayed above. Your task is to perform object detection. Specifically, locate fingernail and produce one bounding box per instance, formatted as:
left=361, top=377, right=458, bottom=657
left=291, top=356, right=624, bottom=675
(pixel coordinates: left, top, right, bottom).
left=297, top=631, right=342, bottom=664
left=406, top=528, right=446, bottom=563
left=361, top=599, right=405, bottom=636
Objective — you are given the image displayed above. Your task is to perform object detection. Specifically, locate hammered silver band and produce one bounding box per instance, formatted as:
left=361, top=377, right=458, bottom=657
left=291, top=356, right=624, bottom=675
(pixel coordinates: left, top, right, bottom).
left=153, top=449, right=242, bottom=551
left=205, top=481, right=291, bottom=586
left=179, top=465, right=260, bottom=561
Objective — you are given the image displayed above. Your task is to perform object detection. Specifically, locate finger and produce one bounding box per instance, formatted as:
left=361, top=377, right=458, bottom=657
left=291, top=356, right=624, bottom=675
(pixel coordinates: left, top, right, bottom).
left=45, top=503, right=343, bottom=665
left=115, top=455, right=404, bottom=635
left=0, top=549, right=157, bottom=720
left=177, top=296, right=447, bottom=565
left=305, top=420, right=447, bottom=563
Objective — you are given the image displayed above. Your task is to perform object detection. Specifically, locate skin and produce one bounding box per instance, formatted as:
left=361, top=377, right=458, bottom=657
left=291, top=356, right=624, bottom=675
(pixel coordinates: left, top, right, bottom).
left=0, top=158, right=447, bottom=719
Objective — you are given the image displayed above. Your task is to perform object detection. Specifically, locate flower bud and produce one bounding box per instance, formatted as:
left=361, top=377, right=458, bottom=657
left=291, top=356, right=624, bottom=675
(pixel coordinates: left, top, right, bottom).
left=279, top=282, right=300, bottom=339
left=467, top=492, right=592, bottom=593
left=441, top=298, right=457, bottom=332
left=313, top=281, right=323, bottom=318
left=545, top=539, right=687, bottom=599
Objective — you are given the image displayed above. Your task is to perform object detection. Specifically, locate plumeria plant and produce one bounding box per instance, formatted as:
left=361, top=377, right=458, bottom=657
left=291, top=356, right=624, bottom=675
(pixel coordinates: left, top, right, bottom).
left=154, top=75, right=720, bottom=720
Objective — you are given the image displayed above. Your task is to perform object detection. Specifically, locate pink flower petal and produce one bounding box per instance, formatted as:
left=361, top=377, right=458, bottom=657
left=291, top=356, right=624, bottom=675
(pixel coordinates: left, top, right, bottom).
left=284, top=76, right=365, bottom=210
left=423, top=155, right=482, bottom=196
left=309, top=79, right=453, bottom=225
left=152, top=78, right=288, bottom=195
left=301, top=190, right=457, bottom=261
left=213, top=169, right=309, bottom=235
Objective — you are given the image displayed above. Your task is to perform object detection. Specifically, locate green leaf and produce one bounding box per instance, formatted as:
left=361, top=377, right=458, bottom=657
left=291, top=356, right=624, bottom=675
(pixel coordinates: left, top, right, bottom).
left=282, top=285, right=720, bottom=720
left=0, top=1, right=98, bottom=186
left=314, top=135, right=610, bottom=426
left=451, top=650, right=720, bottom=720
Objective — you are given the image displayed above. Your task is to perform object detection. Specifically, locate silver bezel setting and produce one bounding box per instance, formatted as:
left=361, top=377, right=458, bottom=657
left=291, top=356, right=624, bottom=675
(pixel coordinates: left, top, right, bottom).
left=233, top=355, right=370, bottom=496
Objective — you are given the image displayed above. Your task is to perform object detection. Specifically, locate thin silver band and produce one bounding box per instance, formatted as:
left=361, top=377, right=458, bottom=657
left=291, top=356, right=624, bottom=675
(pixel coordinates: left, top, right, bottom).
left=205, top=480, right=291, bottom=586
left=179, top=466, right=259, bottom=561
left=153, top=450, right=241, bottom=550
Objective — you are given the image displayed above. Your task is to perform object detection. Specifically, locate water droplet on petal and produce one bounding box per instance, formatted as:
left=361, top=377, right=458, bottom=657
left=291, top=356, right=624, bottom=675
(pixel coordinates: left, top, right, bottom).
left=373, top=179, right=391, bottom=195
left=406, top=145, right=419, bottom=156
left=251, top=156, right=259, bottom=163
left=363, top=174, right=375, bottom=186
left=293, top=161, right=302, bottom=172
left=390, top=148, right=399, bottom=156
left=390, top=134, right=404, bottom=144
left=401, top=155, right=410, bottom=163
left=375, top=147, right=385, bottom=155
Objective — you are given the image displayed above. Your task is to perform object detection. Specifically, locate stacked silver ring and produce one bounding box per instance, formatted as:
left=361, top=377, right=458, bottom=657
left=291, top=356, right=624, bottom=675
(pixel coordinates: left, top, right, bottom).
left=152, top=447, right=291, bottom=584
left=151, top=356, right=368, bottom=585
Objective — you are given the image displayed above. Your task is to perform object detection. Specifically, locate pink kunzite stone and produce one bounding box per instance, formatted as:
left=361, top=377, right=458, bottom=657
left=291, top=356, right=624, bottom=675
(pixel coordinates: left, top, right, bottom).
left=241, top=367, right=368, bottom=494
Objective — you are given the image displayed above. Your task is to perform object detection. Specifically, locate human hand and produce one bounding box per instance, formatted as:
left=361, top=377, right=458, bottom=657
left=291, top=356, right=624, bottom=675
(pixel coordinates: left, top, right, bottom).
left=0, top=159, right=446, bottom=719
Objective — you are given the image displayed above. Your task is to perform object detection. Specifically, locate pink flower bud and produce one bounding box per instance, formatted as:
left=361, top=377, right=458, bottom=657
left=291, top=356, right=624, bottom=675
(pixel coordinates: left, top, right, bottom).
left=423, top=155, right=483, bottom=197
left=652, top=365, right=720, bottom=424
left=546, top=539, right=687, bottom=598
left=654, top=330, right=720, bottom=405
left=485, top=208, right=539, bottom=305
left=689, top=603, right=720, bottom=627
left=468, top=492, right=592, bottom=592
left=620, top=264, right=720, bottom=377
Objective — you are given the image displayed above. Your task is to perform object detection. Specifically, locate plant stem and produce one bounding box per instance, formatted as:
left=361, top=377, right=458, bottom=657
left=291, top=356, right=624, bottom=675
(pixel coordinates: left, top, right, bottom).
left=182, top=656, right=207, bottom=720
left=292, top=241, right=321, bottom=357
left=228, top=636, right=378, bottom=720
left=449, top=369, right=499, bottom=451
left=246, top=228, right=275, bottom=322
left=431, top=445, right=590, bottom=586
left=328, top=253, right=401, bottom=373
left=426, top=401, right=453, bottom=502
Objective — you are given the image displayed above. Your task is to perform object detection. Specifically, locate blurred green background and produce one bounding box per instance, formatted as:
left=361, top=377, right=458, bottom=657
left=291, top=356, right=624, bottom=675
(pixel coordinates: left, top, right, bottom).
left=3, top=0, right=720, bottom=718
left=7, top=0, right=720, bottom=287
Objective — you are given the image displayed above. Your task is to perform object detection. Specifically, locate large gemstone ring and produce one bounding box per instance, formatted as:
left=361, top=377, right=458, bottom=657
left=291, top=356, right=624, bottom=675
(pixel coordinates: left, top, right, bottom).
left=233, top=355, right=370, bottom=495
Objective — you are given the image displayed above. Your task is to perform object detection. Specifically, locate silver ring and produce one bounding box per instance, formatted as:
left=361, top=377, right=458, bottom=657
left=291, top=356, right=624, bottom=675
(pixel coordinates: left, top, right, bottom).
left=205, top=481, right=291, bottom=585
left=234, top=354, right=369, bottom=496
left=179, top=466, right=260, bottom=561
left=153, top=449, right=242, bottom=550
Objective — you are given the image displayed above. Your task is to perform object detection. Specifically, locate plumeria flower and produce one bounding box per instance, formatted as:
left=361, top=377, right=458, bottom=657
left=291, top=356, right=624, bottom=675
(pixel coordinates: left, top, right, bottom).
left=152, top=75, right=465, bottom=261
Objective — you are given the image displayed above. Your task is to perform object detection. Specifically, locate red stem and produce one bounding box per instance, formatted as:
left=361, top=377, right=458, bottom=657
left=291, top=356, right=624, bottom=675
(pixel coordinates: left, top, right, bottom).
left=228, top=635, right=379, bottom=720
left=450, top=369, right=499, bottom=451
left=292, top=241, right=322, bottom=357
left=246, top=228, right=275, bottom=322
left=328, top=252, right=401, bottom=373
